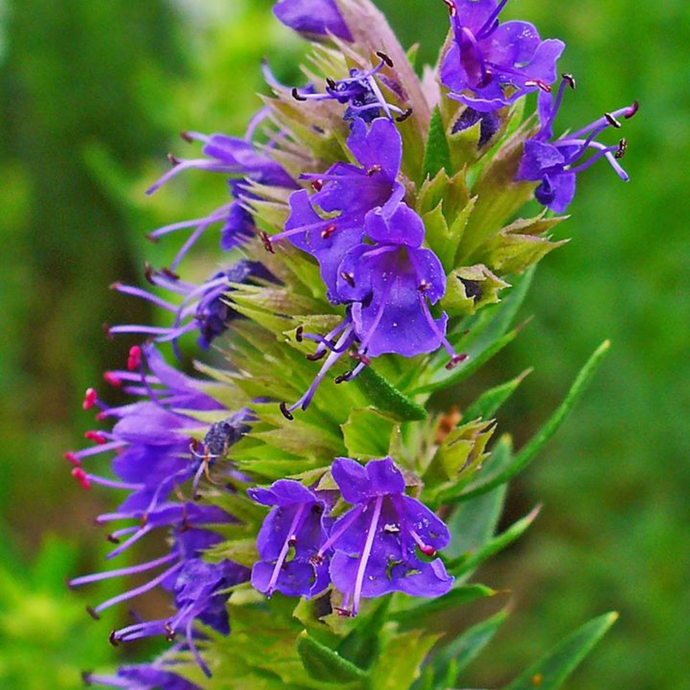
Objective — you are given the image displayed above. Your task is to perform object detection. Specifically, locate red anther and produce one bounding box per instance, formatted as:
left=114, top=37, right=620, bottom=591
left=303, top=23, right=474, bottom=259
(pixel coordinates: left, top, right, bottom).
left=180, top=130, right=194, bottom=142
left=64, top=451, right=80, bottom=466
left=108, top=631, right=120, bottom=646
left=295, top=326, right=304, bottom=342
left=85, top=431, right=107, bottom=444
left=83, top=388, right=98, bottom=410
left=525, top=79, right=551, bottom=93
left=72, top=468, right=91, bottom=490
left=279, top=402, right=295, bottom=421
left=96, top=412, right=107, bottom=422
left=85, top=605, right=101, bottom=621
left=127, top=345, right=142, bottom=372
left=109, top=281, right=121, bottom=291
left=259, top=231, right=275, bottom=254
left=445, top=353, right=469, bottom=370
left=167, top=152, right=181, bottom=167
left=321, top=224, right=337, bottom=239
left=311, top=179, right=323, bottom=191
left=103, top=371, right=122, bottom=387
left=419, top=544, right=437, bottom=557
left=625, top=99, right=639, bottom=119
left=353, top=352, right=371, bottom=366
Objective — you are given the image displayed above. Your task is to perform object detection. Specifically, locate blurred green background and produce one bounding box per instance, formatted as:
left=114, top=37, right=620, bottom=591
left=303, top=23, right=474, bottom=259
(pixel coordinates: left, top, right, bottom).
left=0, top=0, right=687, bottom=688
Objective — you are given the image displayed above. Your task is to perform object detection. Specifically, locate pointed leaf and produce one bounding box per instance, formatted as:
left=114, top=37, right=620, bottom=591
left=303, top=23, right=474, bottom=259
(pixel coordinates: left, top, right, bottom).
left=421, top=107, right=452, bottom=182
left=504, top=612, right=618, bottom=690
left=297, top=630, right=369, bottom=684
left=391, top=585, right=497, bottom=625
left=355, top=366, right=427, bottom=421
left=462, top=369, right=532, bottom=422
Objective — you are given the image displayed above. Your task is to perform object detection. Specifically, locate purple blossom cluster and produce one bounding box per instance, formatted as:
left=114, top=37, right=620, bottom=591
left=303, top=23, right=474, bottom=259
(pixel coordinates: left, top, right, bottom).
left=249, top=457, right=453, bottom=616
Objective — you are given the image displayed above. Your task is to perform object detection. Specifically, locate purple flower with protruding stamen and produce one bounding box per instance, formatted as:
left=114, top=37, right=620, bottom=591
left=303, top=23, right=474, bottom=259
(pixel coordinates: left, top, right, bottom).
left=249, top=480, right=332, bottom=598
left=264, top=117, right=405, bottom=301
left=110, top=260, right=275, bottom=352
left=146, top=130, right=297, bottom=269
left=327, top=457, right=453, bottom=616
left=84, top=658, right=202, bottom=690
left=440, top=0, right=565, bottom=112
left=517, top=76, right=638, bottom=212
left=291, top=53, right=411, bottom=123
left=273, top=0, right=352, bottom=41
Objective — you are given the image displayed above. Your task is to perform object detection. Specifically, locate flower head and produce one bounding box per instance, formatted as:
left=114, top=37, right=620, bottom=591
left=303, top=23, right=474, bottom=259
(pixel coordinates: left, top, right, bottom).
left=84, top=662, right=202, bottom=690
left=440, top=0, right=565, bottom=112
left=327, top=457, right=453, bottom=616
left=517, top=75, right=638, bottom=212
left=273, top=0, right=352, bottom=41
left=249, top=480, right=332, bottom=598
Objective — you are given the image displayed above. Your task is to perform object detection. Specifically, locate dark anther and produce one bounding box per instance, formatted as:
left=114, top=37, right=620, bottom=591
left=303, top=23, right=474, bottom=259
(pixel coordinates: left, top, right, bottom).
left=615, top=138, right=628, bottom=160
left=366, top=164, right=382, bottom=176
left=441, top=0, right=457, bottom=17
left=167, top=153, right=181, bottom=167
left=306, top=350, right=327, bottom=362
left=625, top=99, right=639, bottom=119
left=334, top=371, right=352, bottom=384
left=353, top=352, right=371, bottom=366
left=164, top=623, right=177, bottom=642
left=279, top=402, right=295, bottom=421
left=334, top=607, right=355, bottom=617
left=525, top=79, right=550, bottom=93
left=160, top=266, right=180, bottom=281
left=396, top=108, right=413, bottom=122
left=81, top=671, right=93, bottom=686
left=108, top=631, right=120, bottom=646
left=180, top=130, right=194, bottom=143
left=86, top=605, right=101, bottom=621
left=259, top=231, right=275, bottom=253
left=106, top=533, right=120, bottom=544
left=418, top=281, right=431, bottom=293
left=145, top=232, right=159, bottom=244
left=295, top=326, right=304, bottom=342
left=144, top=261, right=156, bottom=284
left=102, top=322, right=114, bottom=340
left=291, top=87, right=307, bottom=102
left=311, top=179, right=323, bottom=191
left=605, top=112, right=622, bottom=129
left=445, top=353, right=469, bottom=370
left=309, top=554, right=325, bottom=566
left=326, top=77, right=337, bottom=90
left=376, top=51, right=394, bottom=68
left=340, top=271, right=356, bottom=288
left=562, top=73, right=576, bottom=89
left=288, top=536, right=298, bottom=547
left=321, top=224, right=337, bottom=239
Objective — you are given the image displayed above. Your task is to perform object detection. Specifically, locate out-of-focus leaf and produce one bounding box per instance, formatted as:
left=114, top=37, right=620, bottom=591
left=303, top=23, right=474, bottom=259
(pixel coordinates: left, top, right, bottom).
left=370, top=629, right=440, bottom=690
left=462, top=369, right=532, bottom=422
left=391, top=585, right=497, bottom=625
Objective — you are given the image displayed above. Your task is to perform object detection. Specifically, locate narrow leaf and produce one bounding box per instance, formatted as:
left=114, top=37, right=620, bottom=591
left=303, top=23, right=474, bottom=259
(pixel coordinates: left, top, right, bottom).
left=355, top=366, right=427, bottom=421
left=458, top=340, right=611, bottom=500
left=504, top=612, right=618, bottom=690
left=296, top=630, right=369, bottom=684
left=421, top=107, right=452, bottom=182
left=462, top=368, right=532, bottom=421
left=391, top=585, right=496, bottom=625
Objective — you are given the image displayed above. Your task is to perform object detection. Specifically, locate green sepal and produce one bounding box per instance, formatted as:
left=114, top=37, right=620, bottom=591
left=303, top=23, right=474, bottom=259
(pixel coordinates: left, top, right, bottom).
left=459, top=340, right=611, bottom=501
left=503, top=612, right=619, bottom=690
left=354, top=366, right=427, bottom=421
left=342, top=407, right=400, bottom=459
left=421, top=106, right=452, bottom=183
left=296, top=630, right=369, bottom=684
left=442, top=264, right=510, bottom=316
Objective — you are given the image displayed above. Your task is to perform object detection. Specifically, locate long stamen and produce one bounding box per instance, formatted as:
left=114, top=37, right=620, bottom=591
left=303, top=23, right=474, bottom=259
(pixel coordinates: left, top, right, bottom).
left=351, top=496, right=384, bottom=616
left=418, top=294, right=468, bottom=369
left=476, top=0, right=511, bottom=38
left=69, top=553, right=177, bottom=588
left=313, top=504, right=365, bottom=559
left=265, top=503, right=308, bottom=596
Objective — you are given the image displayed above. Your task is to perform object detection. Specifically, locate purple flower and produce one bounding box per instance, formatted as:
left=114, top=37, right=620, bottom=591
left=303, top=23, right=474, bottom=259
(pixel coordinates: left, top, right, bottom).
left=109, top=260, right=275, bottom=355
left=326, top=457, right=453, bottom=616
left=146, top=130, right=297, bottom=268
left=249, top=480, right=331, bottom=598
left=273, top=0, right=352, bottom=41
left=517, top=76, right=638, bottom=213
left=452, top=106, right=501, bottom=148
left=264, top=117, right=405, bottom=302
left=84, top=661, right=202, bottom=690
left=439, top=0, right=565, bottom=112
left=291, top=53, right=412, bottom=123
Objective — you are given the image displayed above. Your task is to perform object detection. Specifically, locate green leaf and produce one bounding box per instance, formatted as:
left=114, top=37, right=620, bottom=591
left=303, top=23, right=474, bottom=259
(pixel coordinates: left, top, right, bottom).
left=296, top=630, right=369, bottom=684
left=354, top=366, right=427, bottom=421
left=391, top=585, right=497, bottom=625
left=458, top=340, right=611, bottom=500
left=462, top=369, right=532, bottom=421
left=445, top=505, right=541, bottom=575
left=504, top=612, right=618, bottom=690
left=370, top=629, right=440, bottom=690
left=430, top=608, right=509, bottom=688
left=421, top=107, right=452, bottom=182
left=342, top=408, right=399, bottom=459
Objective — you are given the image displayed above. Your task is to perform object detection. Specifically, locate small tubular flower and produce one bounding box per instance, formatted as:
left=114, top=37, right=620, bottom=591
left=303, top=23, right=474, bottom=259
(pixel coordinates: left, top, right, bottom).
left=273, top=0, right=352, bottom=41
left=517, top=75, right=638, bottom=212
left=326, top=457, right=453, bottom=616
left=249, top=480, right=332, bottom=598
left=440, top=0, right=565, bottom=112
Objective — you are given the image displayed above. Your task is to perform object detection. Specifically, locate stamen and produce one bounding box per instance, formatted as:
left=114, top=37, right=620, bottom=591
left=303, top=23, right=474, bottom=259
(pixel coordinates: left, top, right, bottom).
left=396, top=108, right=413, bottom=122
left=291, top=87, right=308, bottom=102
left=265, top=503, right=308, bottom=596
left=614, top=138, right=628, bottom=159
left=83, top=388, right=98, bottom=410
left=127, top=346, right=142, bottom=372
left=604, top=112, right=622, bottom=129
left=351, top=495, right=384, bottom=616
left=72, top=468, right=91, bottom=490
left=279, top=402, right=294, bottom=421
left=376, top=51, right=393, bottom=68
left=625, top=100, right=639, bottom=118
left=340, top=271, right=356, bottom=288
left=562, top=73, right=576, bottom=89
left=525, top=79, right=552, bottom=93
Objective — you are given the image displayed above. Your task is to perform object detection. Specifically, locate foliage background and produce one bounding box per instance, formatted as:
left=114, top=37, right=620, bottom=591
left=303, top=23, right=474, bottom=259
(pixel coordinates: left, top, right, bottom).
left=0, top=0, right=687, bottom=688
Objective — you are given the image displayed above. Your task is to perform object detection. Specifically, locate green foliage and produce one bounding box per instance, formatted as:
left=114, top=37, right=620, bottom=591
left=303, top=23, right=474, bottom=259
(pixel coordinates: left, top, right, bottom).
left=421, top=107, right=452, bottom=183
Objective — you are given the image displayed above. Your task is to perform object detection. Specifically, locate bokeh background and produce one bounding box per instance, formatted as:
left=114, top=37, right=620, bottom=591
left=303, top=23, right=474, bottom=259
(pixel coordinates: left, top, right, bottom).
left=0, top=1, right=688, bottom=688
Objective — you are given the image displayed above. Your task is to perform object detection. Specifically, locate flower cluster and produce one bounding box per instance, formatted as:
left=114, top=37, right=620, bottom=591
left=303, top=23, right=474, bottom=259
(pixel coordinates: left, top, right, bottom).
left=69, top=0, right=636, bottom=687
